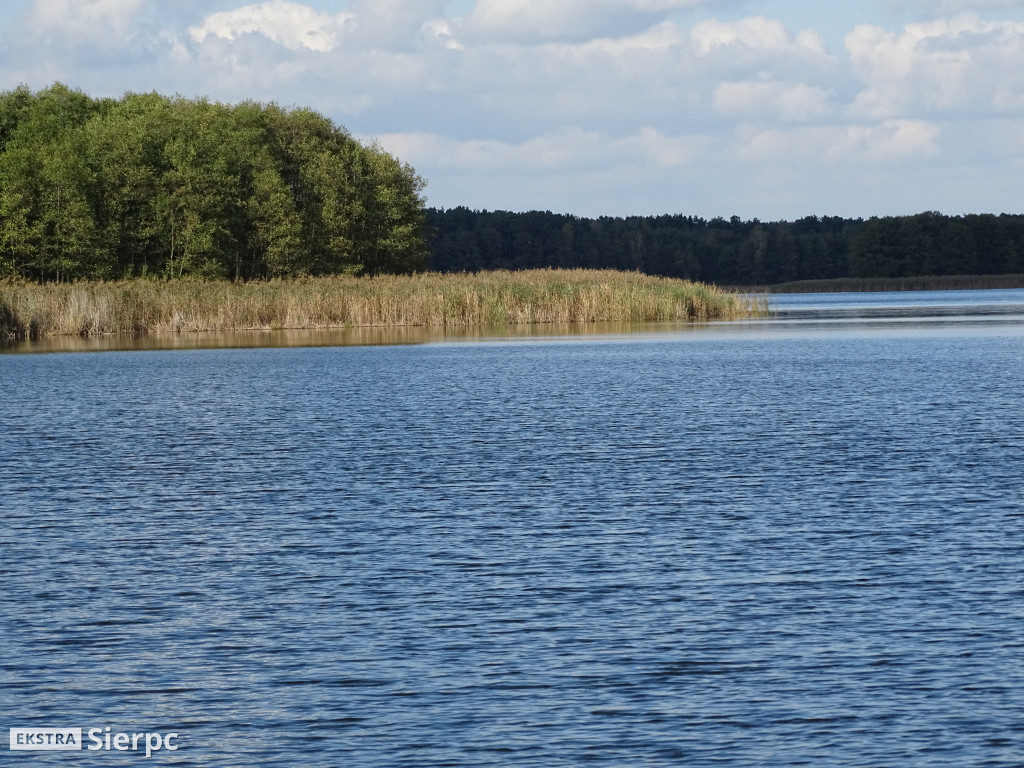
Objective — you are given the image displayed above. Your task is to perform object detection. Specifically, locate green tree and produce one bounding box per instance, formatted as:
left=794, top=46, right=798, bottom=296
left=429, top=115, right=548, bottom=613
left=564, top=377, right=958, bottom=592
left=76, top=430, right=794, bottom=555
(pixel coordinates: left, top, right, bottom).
left=0, top=84, right=430, bottom=282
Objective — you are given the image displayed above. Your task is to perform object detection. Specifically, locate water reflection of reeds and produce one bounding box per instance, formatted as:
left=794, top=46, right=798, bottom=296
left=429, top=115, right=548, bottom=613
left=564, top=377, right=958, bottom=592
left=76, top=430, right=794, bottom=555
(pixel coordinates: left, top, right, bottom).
left=0, top=321, right=743, bottom=354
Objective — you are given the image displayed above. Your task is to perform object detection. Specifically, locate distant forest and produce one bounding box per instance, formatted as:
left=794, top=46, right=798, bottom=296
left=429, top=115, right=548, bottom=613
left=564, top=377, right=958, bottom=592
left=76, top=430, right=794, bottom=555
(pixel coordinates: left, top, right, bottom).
left=427, top=208, right=1024, bottom=285
left=0, top=84, right=428, bottom=282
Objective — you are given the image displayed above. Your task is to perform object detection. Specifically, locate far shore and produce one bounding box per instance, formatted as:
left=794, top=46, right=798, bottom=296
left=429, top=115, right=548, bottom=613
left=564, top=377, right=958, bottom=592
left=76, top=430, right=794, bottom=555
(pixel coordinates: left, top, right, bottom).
left=724, top=273, right=1024, bottom=294
left=0, top=270, right=765, bottom=341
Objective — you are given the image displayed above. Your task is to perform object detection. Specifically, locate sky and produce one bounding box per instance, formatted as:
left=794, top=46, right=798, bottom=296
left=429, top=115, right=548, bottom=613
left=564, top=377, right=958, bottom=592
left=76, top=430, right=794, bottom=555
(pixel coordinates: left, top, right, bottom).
left=1, top=1, right=1024, bottom=220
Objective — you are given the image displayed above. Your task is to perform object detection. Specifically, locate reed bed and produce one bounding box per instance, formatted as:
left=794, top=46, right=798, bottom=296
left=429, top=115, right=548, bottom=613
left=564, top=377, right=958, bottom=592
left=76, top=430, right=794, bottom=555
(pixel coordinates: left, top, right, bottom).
left=0, top=270, right=764, bottom=340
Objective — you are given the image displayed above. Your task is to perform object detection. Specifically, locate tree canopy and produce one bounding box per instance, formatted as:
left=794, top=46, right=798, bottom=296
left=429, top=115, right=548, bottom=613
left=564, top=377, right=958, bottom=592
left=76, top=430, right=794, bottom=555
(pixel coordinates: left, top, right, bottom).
left=0, top=83, right=428, bottom=282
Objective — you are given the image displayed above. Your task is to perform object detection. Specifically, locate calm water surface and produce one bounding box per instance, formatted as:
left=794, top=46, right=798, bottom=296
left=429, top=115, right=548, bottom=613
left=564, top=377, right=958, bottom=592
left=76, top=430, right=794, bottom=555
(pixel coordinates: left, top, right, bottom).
left=2, top=290, right=1023, bottom=766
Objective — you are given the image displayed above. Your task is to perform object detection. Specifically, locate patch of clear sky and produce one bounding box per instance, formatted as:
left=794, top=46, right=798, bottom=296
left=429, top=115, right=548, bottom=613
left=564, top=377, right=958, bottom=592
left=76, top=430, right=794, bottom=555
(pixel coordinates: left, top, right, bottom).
left=0, top=3, right=23, bottom=30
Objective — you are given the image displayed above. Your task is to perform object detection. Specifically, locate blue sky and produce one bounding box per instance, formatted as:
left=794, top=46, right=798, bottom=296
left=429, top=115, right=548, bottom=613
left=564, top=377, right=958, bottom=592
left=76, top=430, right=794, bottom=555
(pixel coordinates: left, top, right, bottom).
left=2, top=0, right=1024, bottom=220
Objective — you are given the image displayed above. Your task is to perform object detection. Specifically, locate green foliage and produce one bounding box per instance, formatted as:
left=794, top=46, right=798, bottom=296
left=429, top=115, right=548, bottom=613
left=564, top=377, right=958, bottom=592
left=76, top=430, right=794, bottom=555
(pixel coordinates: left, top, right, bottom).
left=0, top=84, right=429, bottom=282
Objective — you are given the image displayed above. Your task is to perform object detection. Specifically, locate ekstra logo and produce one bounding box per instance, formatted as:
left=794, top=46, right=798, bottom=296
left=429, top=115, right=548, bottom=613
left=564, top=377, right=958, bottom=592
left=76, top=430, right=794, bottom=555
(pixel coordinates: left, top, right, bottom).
left=10, top=728, right=81, bottom=751
left=10, top=727, right=180, bottom=757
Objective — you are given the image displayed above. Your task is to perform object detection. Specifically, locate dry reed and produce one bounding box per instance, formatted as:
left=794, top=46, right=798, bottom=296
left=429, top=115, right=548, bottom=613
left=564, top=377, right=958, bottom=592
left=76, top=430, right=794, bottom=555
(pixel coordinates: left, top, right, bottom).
left=0, top=270, right=764, bottom=340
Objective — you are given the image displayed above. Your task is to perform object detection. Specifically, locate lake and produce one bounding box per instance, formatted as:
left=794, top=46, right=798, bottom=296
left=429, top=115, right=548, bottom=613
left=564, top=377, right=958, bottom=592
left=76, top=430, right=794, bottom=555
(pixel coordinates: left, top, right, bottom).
left=2, top=289, right=1023, bottom=766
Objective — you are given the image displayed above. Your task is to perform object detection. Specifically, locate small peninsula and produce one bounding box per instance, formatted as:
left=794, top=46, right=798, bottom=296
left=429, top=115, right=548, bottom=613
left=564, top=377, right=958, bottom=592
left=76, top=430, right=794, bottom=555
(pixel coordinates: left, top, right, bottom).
left=0, top=85, right=757, bottom=340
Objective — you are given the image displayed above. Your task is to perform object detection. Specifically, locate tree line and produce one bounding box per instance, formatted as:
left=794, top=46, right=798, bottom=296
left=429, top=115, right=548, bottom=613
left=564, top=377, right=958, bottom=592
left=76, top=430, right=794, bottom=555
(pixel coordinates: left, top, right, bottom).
left=427, top=208, right=1024, bottom=284
left=0, top=84, right=428, bottom=282
left=4, top=84, right=1023, bottom=287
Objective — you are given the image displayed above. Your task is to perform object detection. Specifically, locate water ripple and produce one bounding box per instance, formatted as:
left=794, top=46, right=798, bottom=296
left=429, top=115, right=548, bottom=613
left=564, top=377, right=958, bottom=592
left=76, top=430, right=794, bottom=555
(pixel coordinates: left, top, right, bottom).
left=1, top=322, right=1023, bottom=766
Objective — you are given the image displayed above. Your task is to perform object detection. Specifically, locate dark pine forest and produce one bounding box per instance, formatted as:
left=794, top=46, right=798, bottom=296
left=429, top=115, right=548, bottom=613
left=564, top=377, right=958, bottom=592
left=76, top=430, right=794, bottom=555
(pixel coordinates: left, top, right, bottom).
left=427, top=208, right=1024, bottom=285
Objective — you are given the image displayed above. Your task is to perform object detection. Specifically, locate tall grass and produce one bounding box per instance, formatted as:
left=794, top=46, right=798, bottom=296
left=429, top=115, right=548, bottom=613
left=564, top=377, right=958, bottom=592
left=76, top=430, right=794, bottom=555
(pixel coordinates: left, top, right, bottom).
left=0, top=270, right=763, bottom=339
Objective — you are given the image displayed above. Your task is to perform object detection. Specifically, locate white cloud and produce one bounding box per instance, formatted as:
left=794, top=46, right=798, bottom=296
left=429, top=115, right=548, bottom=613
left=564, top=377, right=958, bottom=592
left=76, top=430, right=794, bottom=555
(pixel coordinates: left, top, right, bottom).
left=692, top=16, right=829, bottom=57
left=189, top=1, right=354, bottom=53
left=846, top=14, right=1024, bottom=117
left=713, top=80, right=833, bottom=121
left=886, top=0, right=1024, bottom=11
left=465, top=0, right=711, bottom=42
left=993, top=88, right=1024, bottom=112
left=872, top=118, right=940, bottom=158
left=420, top=18, right=464, bottom=50
left=5, top=0, right=1024, bottom=218
left=736, top=119, right=941, bottom=164
left=845, top=118, right=942, bottom=160
left=27, top=0, right=145, bottom=40
left=377, top=118, right=953, bottom=217
left=346, top=0, right=449, bottom=49
left=372, top=127, right=709, bottom=173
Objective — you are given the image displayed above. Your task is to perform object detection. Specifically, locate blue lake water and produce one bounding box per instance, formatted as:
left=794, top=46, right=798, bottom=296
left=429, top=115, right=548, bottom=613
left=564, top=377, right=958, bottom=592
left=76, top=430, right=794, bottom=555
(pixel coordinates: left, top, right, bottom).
left=2, top=289, right=1024, bottom=766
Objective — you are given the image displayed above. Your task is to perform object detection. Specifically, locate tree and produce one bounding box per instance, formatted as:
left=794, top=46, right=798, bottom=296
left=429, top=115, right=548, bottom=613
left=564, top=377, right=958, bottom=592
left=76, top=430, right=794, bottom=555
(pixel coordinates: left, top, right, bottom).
left=0, top=84, right=431, bottom=282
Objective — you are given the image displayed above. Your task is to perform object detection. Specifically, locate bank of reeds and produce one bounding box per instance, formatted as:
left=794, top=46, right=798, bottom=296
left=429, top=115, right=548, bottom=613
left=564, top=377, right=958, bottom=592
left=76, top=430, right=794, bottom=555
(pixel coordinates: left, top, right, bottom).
left=0, top=270, right=763, bottom=339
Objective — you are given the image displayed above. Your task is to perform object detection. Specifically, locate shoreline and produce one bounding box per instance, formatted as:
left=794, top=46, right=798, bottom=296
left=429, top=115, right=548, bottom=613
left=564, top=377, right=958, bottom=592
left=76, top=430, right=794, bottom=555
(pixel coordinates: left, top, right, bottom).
left=724, top=273, right=1024, bottom=294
